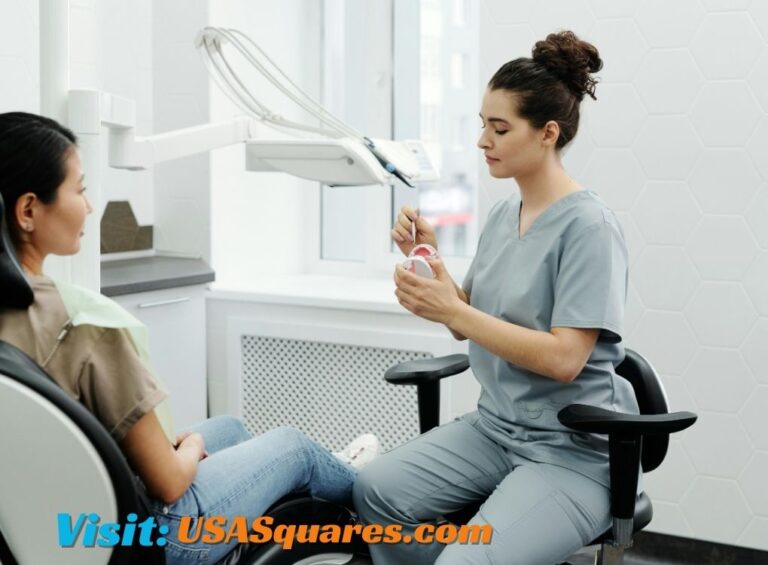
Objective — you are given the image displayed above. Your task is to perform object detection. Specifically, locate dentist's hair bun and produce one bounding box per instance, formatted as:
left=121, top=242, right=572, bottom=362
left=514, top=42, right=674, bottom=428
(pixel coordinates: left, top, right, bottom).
left=532, top=31, right=603, bottom=101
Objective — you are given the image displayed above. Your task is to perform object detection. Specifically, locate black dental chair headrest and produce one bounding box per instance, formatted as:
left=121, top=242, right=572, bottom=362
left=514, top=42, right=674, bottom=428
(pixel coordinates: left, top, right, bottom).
left=0, top=193, right=34, bottom=309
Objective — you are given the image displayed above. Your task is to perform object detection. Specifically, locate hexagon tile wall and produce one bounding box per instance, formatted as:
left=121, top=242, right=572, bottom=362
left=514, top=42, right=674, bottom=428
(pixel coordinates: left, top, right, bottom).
left=480, top=0, right=768, bottom=551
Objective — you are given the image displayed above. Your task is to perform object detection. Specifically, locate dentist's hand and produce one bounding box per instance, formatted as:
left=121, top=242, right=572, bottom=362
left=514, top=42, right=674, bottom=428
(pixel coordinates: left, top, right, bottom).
left=394, top=258, right=463, bottom=326
left=391, top=206, right=438, bottom=257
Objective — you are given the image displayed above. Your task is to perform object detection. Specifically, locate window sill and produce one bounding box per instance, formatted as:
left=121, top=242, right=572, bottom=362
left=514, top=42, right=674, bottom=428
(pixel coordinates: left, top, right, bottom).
left=208, top=274, right=404, bottom=314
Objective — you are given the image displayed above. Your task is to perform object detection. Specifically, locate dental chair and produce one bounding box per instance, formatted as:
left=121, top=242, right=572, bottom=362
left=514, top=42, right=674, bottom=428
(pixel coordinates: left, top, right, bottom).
left=0, top=193, right=357, bottom=565
left=384, top=351, right=698, bottom=565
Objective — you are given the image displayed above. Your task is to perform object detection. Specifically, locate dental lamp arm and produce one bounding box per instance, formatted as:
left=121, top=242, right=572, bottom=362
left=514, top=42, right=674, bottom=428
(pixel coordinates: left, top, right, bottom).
left=69, top=89, right=257, bottom=171
left=107, top=118, right=254, bottom=170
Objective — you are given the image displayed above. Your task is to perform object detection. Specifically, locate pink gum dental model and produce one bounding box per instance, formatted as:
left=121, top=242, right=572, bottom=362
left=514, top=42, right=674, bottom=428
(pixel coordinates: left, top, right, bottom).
left=402, top=244, right=438, bottom=278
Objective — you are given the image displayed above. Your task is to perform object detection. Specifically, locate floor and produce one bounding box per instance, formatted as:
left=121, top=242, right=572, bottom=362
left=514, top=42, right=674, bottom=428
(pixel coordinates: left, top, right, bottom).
left=344, top=546, right=666, bottom=565
left=565, top=546, right=664, bottom=564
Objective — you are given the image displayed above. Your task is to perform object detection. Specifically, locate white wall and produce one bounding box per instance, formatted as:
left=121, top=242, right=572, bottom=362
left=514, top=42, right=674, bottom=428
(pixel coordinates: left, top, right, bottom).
left=69, top=0, right=154, bottom=225
left=0, top=1, right=39, bottom=114
left=153, top=0, right=211, bottom=261
left=208, top=1, right=323, bottom=288
left=479, top=0, right=768, bottom=550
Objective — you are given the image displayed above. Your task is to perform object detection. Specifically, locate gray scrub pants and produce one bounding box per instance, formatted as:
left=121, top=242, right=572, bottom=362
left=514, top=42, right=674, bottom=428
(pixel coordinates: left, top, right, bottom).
left=353, top=414, right=612, bottom=565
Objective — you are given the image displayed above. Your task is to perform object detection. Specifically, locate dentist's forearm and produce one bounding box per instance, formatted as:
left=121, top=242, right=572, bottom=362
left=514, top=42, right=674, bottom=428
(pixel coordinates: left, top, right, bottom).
left=447, top=301, right=571, bottom=382
left=447, top=283, right=470, bottom=341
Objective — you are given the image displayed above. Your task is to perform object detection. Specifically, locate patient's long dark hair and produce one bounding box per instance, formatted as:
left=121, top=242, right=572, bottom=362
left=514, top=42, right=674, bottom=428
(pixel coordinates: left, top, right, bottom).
left=0, top=112, right=78, bottom=244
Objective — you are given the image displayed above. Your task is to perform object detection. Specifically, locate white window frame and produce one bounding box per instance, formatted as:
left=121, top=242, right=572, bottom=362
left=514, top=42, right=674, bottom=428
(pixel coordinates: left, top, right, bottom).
left=306, top=0, right=474, bottom=281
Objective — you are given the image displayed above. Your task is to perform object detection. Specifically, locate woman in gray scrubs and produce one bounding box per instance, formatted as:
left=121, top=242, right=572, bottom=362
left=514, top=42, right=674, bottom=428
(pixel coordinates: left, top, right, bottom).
left=354, top=31, right=640, bottom=565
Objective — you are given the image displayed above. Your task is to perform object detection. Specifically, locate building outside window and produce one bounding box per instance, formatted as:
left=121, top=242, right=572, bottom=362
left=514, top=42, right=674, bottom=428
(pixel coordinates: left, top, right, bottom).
left=320, top=0, right=479, bottom=272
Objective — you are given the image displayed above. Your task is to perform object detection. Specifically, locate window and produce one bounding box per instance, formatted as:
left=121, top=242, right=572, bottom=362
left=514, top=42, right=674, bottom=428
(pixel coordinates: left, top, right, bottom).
left=318, top=0, right=479, bottom=274
left=391, top=0, right=479, bottom=259
left=451, top=52, right=467, bottom=89
left=452, top=0, right=468, bottom=27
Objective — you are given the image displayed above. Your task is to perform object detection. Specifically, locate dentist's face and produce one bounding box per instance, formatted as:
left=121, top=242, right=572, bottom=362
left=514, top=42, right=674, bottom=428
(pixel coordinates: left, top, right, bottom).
left=477, top=88, right=545, bottom=179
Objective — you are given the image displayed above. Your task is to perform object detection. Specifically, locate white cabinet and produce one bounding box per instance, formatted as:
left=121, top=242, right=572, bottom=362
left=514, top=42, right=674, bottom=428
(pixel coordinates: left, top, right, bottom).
left=112, top=284, right=208, bottom=432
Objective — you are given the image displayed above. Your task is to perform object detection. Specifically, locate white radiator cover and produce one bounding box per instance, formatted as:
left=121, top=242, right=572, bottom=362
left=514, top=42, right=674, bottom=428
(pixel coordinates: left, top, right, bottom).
left=224, top=316, right=459, bottom=453
left=240, top=335, right=430, bottom=451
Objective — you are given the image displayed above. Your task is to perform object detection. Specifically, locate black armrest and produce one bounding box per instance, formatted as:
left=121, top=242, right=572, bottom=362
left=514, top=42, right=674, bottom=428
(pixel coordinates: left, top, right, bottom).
left=383, top=354, right=469, bottom=434
left=558, top=404, right=697, bottom=526
left=557, top=404, right=697, bottom=435
left=384, top=354, right=469, bottom=386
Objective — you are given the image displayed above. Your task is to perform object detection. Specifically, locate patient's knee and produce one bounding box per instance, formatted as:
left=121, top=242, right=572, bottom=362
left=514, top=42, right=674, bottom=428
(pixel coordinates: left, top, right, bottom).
left=211, top=414, right=250, bottom=442
left=266, top=426, right=310, bottom=453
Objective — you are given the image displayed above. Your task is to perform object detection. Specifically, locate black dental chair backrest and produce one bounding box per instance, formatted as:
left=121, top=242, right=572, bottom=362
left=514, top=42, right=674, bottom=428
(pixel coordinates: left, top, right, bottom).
left=615, top=349, right=669, bottom=472
left=0, top=193, right=33, bottom=309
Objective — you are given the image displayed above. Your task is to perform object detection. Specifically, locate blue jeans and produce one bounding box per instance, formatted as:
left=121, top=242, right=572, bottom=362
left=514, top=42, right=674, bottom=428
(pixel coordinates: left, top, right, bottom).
left=151, top=416, right=357, bottom=564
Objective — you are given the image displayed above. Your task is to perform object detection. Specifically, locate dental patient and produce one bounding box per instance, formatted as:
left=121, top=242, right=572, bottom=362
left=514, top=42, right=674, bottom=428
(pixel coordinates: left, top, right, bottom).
left=0, top=111, right=377, bottom=564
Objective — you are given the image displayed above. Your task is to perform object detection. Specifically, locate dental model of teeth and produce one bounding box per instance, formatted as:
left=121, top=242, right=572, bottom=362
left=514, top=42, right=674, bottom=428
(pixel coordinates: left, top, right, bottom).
left=402, top=243, right=438, bottom=278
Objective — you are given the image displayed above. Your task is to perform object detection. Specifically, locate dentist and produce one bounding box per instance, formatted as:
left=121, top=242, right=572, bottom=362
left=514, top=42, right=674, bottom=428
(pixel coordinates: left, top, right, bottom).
left=354, top=31, right=640, bottom=565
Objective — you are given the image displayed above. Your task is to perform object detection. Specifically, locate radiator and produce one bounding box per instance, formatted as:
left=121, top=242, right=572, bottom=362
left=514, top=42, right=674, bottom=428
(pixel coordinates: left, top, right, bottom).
left=238, top=333, right=431, bottom=452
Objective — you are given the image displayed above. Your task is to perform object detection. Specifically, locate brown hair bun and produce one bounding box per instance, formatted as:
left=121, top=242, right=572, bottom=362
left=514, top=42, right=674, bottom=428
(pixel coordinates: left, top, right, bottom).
left=532, top=31, right=603, bottom=100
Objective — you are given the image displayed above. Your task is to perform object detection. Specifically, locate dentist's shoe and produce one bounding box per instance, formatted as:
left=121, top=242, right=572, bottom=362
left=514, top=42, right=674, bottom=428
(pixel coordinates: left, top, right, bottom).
left=333, top=434, right=382, bottom=469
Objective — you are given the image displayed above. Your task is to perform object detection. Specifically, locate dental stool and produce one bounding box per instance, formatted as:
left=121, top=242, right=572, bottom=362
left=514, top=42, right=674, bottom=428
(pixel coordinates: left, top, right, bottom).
left=384, top=351, right=697, bottom=565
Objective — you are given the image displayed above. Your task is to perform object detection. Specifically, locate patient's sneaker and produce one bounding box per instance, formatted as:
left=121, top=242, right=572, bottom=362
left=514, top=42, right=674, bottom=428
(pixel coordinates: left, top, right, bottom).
left=333, top=434, right=382, bottom=469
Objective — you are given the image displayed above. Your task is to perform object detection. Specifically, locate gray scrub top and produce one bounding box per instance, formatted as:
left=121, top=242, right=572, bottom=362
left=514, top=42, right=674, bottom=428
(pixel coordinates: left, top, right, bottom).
left=462, top=190, right=640, bottom=488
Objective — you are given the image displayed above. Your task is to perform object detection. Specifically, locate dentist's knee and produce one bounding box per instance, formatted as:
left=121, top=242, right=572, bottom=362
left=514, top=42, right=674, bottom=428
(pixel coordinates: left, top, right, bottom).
left=354, top=458, right=407, bottom=523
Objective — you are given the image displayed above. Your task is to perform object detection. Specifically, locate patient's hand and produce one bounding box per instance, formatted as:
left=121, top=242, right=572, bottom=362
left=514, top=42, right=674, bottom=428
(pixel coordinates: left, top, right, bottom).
left=177, top=432, right=208, bottom=461
left=173, top=431, right=192, bottom=447
left=121, top=411, right=208, bottom=504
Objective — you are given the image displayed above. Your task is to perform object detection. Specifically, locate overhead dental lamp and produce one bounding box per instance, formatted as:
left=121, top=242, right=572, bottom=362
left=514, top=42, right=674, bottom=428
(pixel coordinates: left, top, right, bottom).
left=64, top=26, right=440, bottom=292
left=71, top=27, right=439, bottom=188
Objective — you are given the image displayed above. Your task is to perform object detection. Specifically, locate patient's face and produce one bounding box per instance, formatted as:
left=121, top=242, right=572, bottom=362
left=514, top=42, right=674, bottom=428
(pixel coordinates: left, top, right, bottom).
left=32, top=149, right=92, bottom=257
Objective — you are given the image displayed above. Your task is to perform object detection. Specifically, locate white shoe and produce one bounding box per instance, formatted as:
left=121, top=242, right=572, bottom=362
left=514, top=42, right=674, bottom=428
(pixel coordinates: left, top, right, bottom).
left=333, top=433, right=382, bottom=469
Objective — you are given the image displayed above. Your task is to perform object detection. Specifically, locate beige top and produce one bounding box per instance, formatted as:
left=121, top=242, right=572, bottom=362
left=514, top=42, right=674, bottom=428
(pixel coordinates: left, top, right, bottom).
left=0, top=275, right=167, bottom=441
